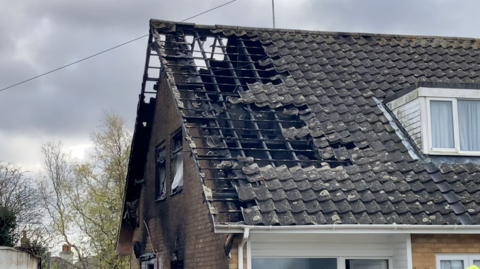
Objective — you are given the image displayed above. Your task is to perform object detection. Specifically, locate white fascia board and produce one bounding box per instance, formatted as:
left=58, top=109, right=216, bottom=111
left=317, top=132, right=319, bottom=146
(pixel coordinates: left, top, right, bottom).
left=214, top=224, right=480, bottom=234
left=418, top=87, right=480, bottom=98
left=386, top=87, right=480, bottom=111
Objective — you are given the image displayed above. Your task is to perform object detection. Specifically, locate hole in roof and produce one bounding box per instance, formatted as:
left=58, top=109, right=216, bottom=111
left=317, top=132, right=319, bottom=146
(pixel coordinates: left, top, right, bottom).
left=329, top=141, right=356, bottom=149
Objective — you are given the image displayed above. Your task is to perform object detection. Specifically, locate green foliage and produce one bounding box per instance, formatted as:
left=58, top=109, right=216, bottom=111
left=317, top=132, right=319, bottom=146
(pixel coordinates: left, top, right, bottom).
left=30, top=239, right=48, bottom=269
left=0, top=205, right=17, bottom=247
left=40, top=111, right=131, bottom=269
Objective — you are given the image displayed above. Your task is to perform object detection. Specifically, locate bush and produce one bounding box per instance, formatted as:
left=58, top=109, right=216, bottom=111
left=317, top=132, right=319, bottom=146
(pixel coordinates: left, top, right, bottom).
left=0, top=206, right=17, bottom=246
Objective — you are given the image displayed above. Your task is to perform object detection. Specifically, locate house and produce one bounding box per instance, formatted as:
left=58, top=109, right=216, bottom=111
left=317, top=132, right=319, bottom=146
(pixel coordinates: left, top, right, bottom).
left=50, top=245, right=98, bottom=269
left=50, top=256, right=81, bottom=269
left=116, top=19, right=480, bottom=269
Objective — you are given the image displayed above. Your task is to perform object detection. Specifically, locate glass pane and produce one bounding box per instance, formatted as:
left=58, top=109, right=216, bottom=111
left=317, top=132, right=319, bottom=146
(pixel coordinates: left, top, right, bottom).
left=347, top=259, right=388, bottom=269
left=171, top=151, right=184, bottom=194
left=458, top=100, right=480, bottom=151
left=440, top=260, right=464, bottom=269
left=474, top=260, right=480, bottom=266
left=431, top=101, right=455, bottom=148
left=252, top=258, right=337, bottom=269
left=155, top=147, right=167, bottom=200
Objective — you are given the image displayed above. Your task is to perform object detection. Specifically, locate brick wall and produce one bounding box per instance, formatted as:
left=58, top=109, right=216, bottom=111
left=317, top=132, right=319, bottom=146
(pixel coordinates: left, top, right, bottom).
left=228, top=238, right=247, bottom=269
left=411, top=234, right=480, bottom=269
left=129, top=73, right=230, bottom=269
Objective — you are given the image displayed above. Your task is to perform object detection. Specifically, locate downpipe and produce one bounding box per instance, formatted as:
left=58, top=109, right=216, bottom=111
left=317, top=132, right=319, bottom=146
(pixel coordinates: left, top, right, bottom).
left=238, top=227, right=250, bottom=269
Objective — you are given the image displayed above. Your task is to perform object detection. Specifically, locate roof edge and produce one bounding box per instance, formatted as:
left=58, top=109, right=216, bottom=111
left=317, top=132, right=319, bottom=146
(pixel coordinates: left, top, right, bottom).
left=214, top=224, right=480, bottom=234
left=383, top=81, right=480, bottom=104
left=150, top=19, right=480, bottom=41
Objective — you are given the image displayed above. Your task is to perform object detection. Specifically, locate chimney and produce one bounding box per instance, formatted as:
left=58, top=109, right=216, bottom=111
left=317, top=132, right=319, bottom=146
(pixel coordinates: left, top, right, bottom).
left=59, top=244, right=74, bottom=264
left=20, top=230, right=30, bottom=248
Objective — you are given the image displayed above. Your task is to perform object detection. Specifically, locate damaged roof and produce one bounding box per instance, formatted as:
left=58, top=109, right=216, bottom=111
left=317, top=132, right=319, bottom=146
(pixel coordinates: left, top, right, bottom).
left=149, top=19, right=480, bottom=226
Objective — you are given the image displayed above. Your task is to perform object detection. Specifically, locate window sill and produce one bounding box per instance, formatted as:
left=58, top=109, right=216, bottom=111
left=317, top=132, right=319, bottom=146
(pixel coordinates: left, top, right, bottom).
left=155, top=197, right=166, bottom=203
left=170, top=188, right=183, bottom=196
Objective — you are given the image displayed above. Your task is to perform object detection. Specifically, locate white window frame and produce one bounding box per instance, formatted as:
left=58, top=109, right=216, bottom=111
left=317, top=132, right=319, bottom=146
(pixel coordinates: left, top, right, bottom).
left=251, top=256, right=392, bottom=269
left=342, top=257, right=391, bottom=269
left=435, top=254, right=480, bottom=269
left=426, top=97, right=480, bottom=156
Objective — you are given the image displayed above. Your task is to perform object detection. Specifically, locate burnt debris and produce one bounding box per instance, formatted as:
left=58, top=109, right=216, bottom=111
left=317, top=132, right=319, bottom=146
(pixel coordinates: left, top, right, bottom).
left=153, top=29, right=343, bottom=223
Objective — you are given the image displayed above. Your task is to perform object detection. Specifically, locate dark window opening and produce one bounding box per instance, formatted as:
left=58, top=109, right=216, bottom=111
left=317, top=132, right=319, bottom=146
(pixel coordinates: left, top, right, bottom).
left=171, top=260, right=184, bottom=269
left=329, top=141, right=356, bottom=149
left=155, top=145, right=166, bottom=201
left=171, top=131, right=184, bottom=195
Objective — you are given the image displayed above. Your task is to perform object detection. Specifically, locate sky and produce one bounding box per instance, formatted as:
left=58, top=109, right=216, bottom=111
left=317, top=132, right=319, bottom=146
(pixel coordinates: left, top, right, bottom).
left=2, top=0, right=480, bottom=174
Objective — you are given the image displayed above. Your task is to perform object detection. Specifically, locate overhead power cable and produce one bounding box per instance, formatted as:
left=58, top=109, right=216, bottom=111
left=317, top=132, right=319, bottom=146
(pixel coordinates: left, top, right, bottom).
left=0, top=0, right=236, bottom=93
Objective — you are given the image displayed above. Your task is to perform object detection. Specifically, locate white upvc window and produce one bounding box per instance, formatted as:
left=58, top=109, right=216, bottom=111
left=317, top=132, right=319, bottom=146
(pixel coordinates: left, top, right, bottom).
left=426, top=97, right=480, bottom=155
left=252, top=257, right=390, bottom=269
left=436, top=254, right=480, bottom=269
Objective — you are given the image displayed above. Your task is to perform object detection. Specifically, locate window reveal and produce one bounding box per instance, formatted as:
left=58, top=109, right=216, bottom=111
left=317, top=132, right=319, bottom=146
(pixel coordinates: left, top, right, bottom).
left=171, top=131, right=184, bottom=195
left=155, top=145, right=167, bottom=201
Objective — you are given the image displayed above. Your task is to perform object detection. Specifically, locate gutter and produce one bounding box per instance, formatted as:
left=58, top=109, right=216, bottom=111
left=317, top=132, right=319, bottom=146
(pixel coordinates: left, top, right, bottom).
left=215, top=224, right=480, bottom=234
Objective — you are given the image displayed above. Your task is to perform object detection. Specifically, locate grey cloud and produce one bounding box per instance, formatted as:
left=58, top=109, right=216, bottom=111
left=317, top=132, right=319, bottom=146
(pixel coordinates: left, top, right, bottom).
left=2, top=0, right=480, bottom=171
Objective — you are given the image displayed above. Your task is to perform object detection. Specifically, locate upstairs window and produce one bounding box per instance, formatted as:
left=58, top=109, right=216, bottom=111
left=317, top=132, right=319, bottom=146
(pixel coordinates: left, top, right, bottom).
left=171, top=131, right=184, bottom=195
left=428, top=98, right=480, bottom=153
left=155, top=144, right=166, bottom=201
left=386, top=85, right=480, bottom=156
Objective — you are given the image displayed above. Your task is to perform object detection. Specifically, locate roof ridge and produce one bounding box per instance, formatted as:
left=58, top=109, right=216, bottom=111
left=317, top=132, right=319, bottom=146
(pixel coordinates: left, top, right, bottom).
left=150, top=18, right=480, bottom=42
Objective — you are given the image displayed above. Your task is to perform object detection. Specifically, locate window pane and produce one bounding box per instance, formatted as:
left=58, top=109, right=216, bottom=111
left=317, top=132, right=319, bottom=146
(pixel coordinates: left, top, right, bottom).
left=458, top=100, right=480, bottom=151
left=252, top=258, right=337, bottom=269
left=347, top=259, right=388, bottom=269
left=155, top=147, right=166, bottom=200
left=171, top=131, right=183, bottom=195
left=430, top=101, right=455, bottom=148
left=474, top=260, right=480, bottom=267
left=440, top=260, right=463, bottom=269
left=171, top=151, right=184, bottom=194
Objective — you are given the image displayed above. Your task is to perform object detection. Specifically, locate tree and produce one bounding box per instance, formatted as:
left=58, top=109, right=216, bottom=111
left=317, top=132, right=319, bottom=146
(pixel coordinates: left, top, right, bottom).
left=0, top=163, right=42, bottom=228
left=39, top=111, right=131, bottom=269
left=0, top=205, right=16, bottom=246
left=0, top=162, right=47, bottom=248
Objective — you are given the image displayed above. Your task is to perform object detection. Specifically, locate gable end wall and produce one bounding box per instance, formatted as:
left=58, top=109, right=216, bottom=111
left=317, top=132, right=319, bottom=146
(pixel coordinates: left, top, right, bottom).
left=130, top=73, right=229, bottom=269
